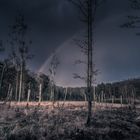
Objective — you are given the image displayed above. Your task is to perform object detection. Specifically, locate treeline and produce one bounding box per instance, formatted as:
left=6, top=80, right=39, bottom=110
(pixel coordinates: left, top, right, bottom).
left=0, top=58, right=140, bottom=102
left=0, top=60, right=47, bottom=101
left=95, top=79, right=140, bottom=104
left=0, top=59, right=86, bottom=101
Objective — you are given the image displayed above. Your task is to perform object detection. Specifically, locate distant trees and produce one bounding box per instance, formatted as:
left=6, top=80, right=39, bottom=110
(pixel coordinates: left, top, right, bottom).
left=0, top=60, right=16, bottom=100
left=120, top=0, right=140, bottom=107
left=96, top=79, right=138, bottom=107
left=0, top=61, right=139, bottom=103
left=0, top=61, right=51, bottom=102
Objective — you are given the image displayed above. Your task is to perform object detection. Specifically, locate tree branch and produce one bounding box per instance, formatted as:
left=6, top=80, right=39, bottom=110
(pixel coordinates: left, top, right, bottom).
left=68, top=0, right=88, bottom=18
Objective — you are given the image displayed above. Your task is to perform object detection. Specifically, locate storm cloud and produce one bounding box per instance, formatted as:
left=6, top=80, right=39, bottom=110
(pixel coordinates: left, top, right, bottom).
left=0, top=0, right=140, bottom=86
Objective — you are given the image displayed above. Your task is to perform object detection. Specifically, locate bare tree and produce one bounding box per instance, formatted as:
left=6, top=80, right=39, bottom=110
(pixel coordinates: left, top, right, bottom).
left=8, top=13, right=33, bottom=102
left=69, top=0, right=104, bottom=125
left=49, top=53, right=60, bottom=104
left=35, top=73, right=44, bottom=106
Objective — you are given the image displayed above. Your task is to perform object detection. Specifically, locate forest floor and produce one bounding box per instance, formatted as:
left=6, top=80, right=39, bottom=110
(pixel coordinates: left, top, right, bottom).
left=0, top=102, right=140, bottom=140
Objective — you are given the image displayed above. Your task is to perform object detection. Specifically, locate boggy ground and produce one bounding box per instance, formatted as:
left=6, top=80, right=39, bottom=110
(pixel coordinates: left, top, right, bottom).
left=0, top=104, right=140, bottom=140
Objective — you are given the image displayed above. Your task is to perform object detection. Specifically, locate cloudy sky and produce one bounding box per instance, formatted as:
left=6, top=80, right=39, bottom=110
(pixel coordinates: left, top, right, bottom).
left=0, top=0, right=140, bottom=87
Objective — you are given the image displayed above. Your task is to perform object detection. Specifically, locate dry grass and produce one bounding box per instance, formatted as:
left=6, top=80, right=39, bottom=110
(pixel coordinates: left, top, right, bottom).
left=0, top=101, right=127, bottom=109
left=0, top=103, right=140, bottom=140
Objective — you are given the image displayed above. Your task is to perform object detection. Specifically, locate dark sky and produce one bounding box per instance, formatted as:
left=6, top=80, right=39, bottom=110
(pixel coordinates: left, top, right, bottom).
left=0, top=0, right=140, bottom=87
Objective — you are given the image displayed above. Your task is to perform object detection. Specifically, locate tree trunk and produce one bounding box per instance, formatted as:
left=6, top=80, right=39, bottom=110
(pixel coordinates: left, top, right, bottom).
left=15, top=71, right=19, bottom=101
left=132, top=88, right=136, bottom=108
left=86, top=0, right=93, bottom=126
left=0, top=64, right=5, bottom=96
left=38, top=83, right=42, bottom=106
left=120, top=95, right=123, bottom=108
left=101, top=91, right=104, bottom=103
left=93, top=86, right=96, bottom=111
left=64, top=88, right=68, bottom=102
left=50, top=85, right=54, bottom=101
left=62, top=87, right=68, bottom=107
left=86, top=98, right=92, bottom=125
left=111, top=95, right=114, bottom=109
left=8, top=87, right=13, bottom=108
left=18, top=64, right=23, bottom=102
left=27, top=88, right=31, bottom=107
left=93, top=86, right=96, bottom=103
left=7, top=84, right=11, bottom=101
left=93, top=85, right=96, bottom=111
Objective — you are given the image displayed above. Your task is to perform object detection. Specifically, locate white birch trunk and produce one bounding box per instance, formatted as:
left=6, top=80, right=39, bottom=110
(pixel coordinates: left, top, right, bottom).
left=27, top=88, right=31, bottom=106
left=18, top=64, right=23, bottom=102
left=15, top=71, right=19, bottom=101
left=38, top=83, right=42, bottom=106
left=62, top=87, right=68, bottom=107
left=7, top=84, right=11, bottom=101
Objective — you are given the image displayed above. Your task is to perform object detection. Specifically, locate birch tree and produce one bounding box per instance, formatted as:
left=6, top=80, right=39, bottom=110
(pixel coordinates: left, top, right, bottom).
left=49, top=54, right=60, bottom=103
left=8, top=13, right=33, bottom=102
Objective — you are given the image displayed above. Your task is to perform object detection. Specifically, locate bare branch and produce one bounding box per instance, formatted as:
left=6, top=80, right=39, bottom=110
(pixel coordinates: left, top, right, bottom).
left=73, top=38, right=88, bottom=55
left=92, top=69, right=99, bottom=76
left=73, top=73, right=86, bottom=81
left=68, top=0, right=88, bottom=18
left=120, top=21, right=136, bottom=28
left=74, top=60, right=86, bottom=65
